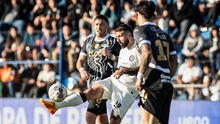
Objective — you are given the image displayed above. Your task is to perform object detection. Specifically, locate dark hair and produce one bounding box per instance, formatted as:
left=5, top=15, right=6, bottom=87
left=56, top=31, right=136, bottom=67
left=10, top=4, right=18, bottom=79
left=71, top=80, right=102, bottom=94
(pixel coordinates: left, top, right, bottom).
left=135, top=1, right=156, bottom=19
left=94, top=15, right=109, bottom=24
left=187, top=56, right=196, bottom=60
left=115, top=23, right=133, bottom=36
left=211, top=25, right=219, bottom=32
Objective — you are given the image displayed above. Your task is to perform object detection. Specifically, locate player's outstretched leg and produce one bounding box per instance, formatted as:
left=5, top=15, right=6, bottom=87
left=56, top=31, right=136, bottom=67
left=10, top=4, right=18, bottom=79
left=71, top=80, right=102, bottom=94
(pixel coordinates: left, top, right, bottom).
left=40, top=85, right=104, bottom=114
left=39, top=98, right=57, bottom=114
left=39, top=93, right=87, bottom=114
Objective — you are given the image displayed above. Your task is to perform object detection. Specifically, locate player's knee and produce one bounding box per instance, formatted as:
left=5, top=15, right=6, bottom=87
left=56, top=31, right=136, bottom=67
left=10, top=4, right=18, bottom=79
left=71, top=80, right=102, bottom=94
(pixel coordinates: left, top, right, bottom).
left=110, top=115, right=121, bottom=124
left=97, top=114, right=109, bottom=124
left=84, top=86, right=103, bottom=99
left=84, top=88, right=96, bottom=99
left=86, top=112, right=96, bottom=124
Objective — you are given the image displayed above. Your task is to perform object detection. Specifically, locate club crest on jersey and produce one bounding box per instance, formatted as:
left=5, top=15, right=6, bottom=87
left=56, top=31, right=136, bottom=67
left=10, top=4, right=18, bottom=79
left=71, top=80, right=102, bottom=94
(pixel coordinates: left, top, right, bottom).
left=95, top=44, right=100, bottom=49
left=129, top=55, right=135, bottom=62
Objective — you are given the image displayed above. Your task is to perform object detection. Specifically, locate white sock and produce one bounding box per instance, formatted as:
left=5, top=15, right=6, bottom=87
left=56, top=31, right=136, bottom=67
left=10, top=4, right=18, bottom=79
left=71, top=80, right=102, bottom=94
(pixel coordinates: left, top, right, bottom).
left=55, top=93, right=84, bottom=109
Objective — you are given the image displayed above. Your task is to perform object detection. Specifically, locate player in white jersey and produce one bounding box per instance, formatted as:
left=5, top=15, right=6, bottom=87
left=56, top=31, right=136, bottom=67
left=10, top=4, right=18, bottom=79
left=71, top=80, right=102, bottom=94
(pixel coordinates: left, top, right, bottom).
left=39, top=24, right=140, bottom=124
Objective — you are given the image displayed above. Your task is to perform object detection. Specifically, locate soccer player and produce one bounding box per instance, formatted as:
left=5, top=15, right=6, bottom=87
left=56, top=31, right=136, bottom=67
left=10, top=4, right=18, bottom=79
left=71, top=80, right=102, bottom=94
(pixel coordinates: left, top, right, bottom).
left=40, top=23, right=140, bottom=124
left=134, top=1, right=178, bottom=124
left=41, top=15, right=121, bottom=124
left=75, top=15, right=121, bottom=124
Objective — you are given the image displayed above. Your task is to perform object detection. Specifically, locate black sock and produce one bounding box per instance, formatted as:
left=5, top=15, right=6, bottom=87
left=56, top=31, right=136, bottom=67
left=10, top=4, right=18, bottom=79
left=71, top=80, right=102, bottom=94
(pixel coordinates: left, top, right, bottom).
left=79, top=93, right=87, bottom=102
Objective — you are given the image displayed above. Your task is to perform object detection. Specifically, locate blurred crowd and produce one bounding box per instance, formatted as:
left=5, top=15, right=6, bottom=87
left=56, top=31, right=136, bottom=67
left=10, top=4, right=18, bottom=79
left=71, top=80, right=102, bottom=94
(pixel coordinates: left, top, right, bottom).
left=0, top=0, right=220, bottom=100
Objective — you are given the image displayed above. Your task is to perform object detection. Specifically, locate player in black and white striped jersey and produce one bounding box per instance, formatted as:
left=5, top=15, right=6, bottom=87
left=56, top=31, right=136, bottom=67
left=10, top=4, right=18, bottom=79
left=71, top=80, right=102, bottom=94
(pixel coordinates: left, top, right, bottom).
left=40, top=15, right=121, bottom=124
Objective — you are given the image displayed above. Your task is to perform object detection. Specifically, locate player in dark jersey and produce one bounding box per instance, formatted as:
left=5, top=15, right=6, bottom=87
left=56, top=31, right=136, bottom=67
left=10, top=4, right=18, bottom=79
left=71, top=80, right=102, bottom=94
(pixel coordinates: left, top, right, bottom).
left=76, top=15, right=121, bottom=124
left=134, top=1, right=178, bottom=124
left=39, top=15, right=121, bottom=124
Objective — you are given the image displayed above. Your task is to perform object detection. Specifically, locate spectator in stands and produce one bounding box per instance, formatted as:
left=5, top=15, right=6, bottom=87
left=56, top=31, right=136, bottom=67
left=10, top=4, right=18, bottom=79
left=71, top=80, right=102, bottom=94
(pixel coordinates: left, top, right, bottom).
left=2, top=26, right=23, bottom=61
left=67, top=41, right=80, bottom=73
left=46, top=0, right=61, bottom=22
left=176, top=56, right=203, bottom=100
left=158, top=8, right=169, bottom=32
left=0, top=0, right=11, bottom=31
left=31, top=0, right=46, bottom=21
left=52, top=24, right=77, bottom=59
left=65, top=0, right=83, bottom=31
left=32, top=0, right=47, bottom=30
left=169, top=0, right=195, bottom=44
left=51, top=20, right=59, bottom=34
left=20, top=59, right=40, bottom=97
left=101, top=0, right=121, bottom=29
left=209, top=76, right=220, bottom=101
left=196, top=1, right=208, bottom=26
left=198, top=47, right=212, bottom=69
left=2, top=0, right=25, bottom=33
left=40, top=23, right=58, bottom=59
left=79, top=24, right=91, bottom=47
left=182, top=24, right=204, bottom=62
left=201, top=65, right=213, bottom=99
left=207, top=25, right=220, bottom=71
left=79, top=0, right=102, bottom=30
left=0, top=57, right=18, bottom=97
left=23, top=23, right=41, bottom=47
left=120, top=0, right=135, bottom=26
left=204, top=0, right=220, bottom=26
left=208, top=26, right=220, bottom=54
left=22, top=23, right=41, bottom=59
left=31, top=63, right=56, bottom=98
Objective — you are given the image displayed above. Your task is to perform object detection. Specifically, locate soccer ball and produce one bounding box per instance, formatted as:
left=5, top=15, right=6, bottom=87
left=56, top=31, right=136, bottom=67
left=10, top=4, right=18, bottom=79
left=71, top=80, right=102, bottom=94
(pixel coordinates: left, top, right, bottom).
left=48, top=83, right=67, bottom=102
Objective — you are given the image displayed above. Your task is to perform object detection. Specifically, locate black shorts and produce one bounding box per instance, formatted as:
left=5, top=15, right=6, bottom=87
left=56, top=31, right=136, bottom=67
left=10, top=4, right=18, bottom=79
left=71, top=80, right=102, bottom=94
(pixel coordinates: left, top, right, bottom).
left=87, top=99, right=107, bottom=115
left=140, top=69, right=173, bottom=124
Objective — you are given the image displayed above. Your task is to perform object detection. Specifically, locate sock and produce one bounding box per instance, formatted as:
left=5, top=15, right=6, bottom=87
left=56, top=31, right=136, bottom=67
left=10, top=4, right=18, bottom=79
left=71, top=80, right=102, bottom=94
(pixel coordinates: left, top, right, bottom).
left=79, top=93, right=87, bottom=102
left=55, top=93, right=87, bottom=109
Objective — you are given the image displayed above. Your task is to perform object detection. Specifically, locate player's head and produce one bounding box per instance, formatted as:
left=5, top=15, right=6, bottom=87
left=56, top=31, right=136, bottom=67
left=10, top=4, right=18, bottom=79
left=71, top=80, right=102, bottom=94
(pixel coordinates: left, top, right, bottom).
left=115, top=24, right=133, bottom=48
left=135, top=1, right=156, bottom=20
left=94, top=15, right=109, bottom=37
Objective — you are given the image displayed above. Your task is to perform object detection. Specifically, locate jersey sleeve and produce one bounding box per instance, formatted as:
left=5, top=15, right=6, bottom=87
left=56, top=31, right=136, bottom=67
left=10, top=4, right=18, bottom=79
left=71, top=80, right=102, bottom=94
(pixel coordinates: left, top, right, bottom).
left=133, top=27, right=151, bottom=48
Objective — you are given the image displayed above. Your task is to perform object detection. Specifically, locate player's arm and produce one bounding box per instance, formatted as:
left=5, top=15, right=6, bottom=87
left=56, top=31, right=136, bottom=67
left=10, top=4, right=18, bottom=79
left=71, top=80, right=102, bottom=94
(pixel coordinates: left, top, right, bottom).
left=169, top=55, right=178, bottom=78
left=136, top=43, right=152, bottom=90
left=169, top=36, right=178, bottom=78
left=122, top=67, right=139, bottom=75
left=113, top=67, right=139, bottom=79
left=76, top=54, right=89, bottom=81
left=102, top=48, right=118, bottom=62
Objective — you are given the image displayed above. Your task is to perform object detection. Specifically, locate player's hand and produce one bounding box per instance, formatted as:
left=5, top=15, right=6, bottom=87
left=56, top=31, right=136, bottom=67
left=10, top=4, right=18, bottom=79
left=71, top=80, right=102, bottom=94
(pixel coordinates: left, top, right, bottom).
left=113, top=69, right=124, bottom=79
left=102, top=48, right=112, bottom=58
left=136, top=78, right=143, bottom=90
left=79, top=69, right=89, bottom=81
left=140, top=89, right=148, bottom=100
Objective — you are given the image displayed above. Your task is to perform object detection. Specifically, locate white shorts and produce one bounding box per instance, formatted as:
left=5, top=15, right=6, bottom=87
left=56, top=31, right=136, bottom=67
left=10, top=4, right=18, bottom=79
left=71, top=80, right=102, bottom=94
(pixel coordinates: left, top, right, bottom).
left=95, top=76, right=138, bottom=119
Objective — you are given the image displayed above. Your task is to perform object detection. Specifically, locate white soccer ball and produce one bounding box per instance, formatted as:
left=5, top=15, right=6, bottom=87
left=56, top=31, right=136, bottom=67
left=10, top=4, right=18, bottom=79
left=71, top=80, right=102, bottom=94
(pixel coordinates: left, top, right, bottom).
left=48, top=83, right=67, bottom=102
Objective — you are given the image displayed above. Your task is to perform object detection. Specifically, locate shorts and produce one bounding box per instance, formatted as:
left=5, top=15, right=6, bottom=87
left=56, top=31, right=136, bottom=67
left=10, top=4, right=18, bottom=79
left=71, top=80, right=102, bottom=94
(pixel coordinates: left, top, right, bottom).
left=87, top=99, right=107, bottom=115
left=95, top=76, right=138, bottom=119
left=140, top=69, right=173, bottom=124
left=86, top=74, right=110, bottom=115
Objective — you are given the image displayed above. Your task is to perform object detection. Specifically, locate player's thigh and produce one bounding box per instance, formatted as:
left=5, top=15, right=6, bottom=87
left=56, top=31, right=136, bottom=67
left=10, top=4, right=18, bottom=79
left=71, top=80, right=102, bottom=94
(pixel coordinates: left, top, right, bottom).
left=110, top=112, right=121, bottom=124
left=111, top=87, right=138, bottom=119
left=84, top=84, right=105, bottom=100
left=97, top=114, right=109, bottom=124
left=86, top=111, right=97, bottom=124
left=140, top=106, right=160, bottom=124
